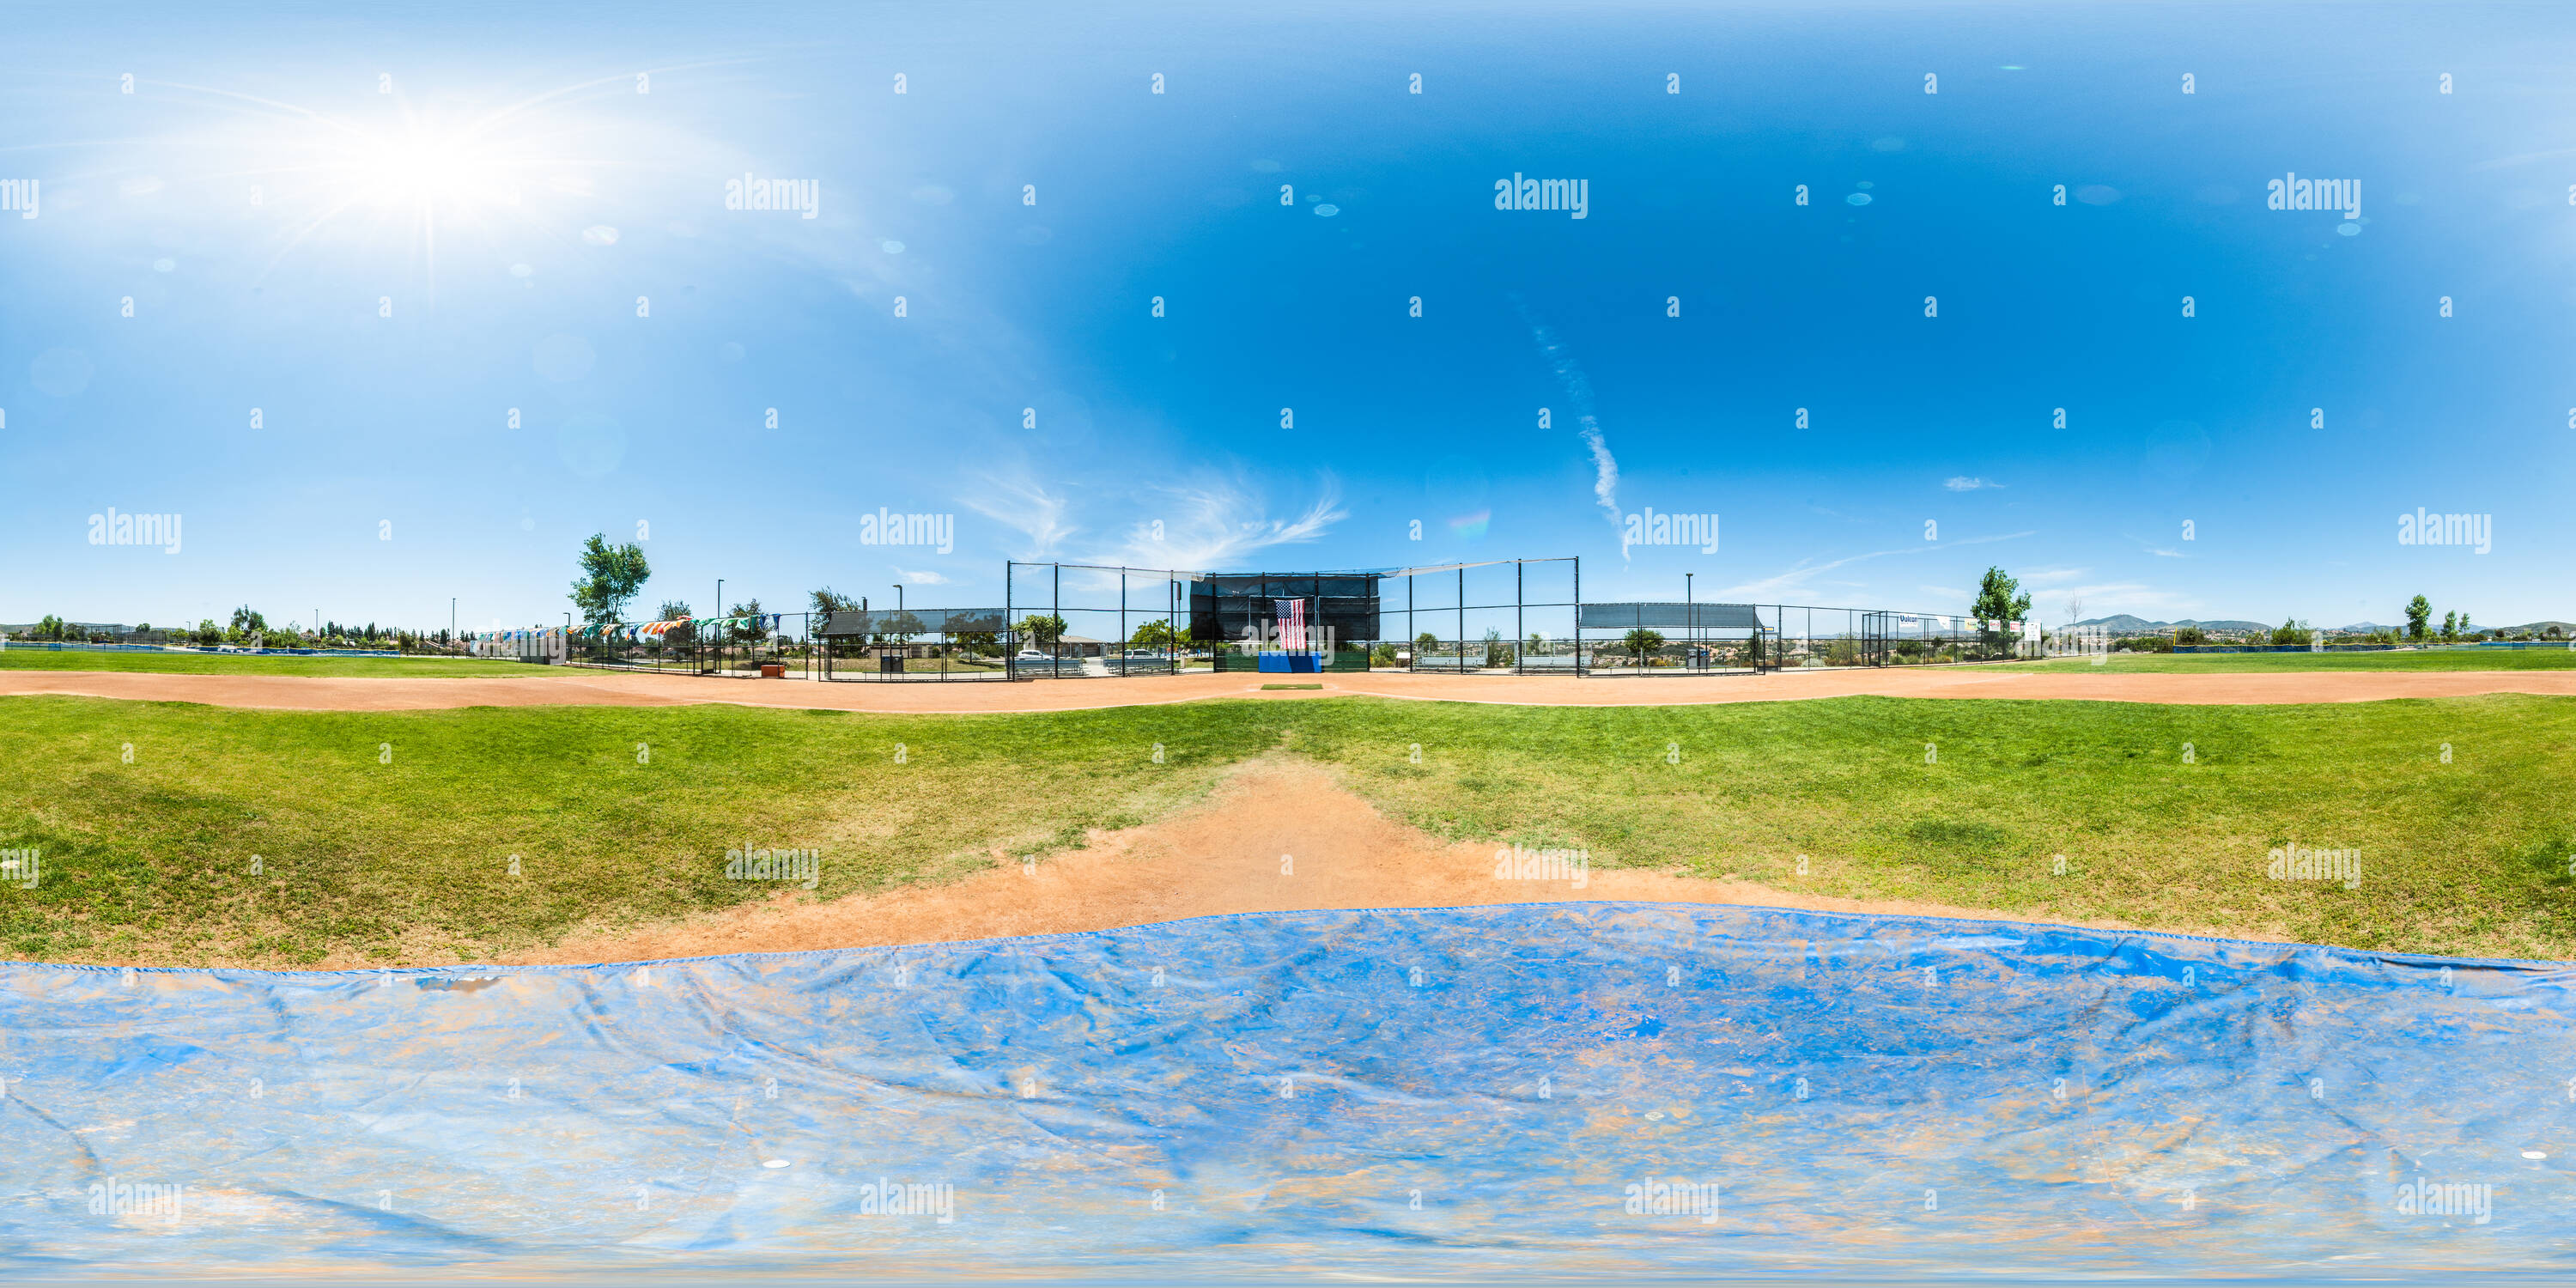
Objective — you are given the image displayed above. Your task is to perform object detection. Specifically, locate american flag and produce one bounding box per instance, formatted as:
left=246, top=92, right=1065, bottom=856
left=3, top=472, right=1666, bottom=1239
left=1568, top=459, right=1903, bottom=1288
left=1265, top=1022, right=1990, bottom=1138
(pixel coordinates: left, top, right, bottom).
left=1276, top=598, right=1307, bottom=652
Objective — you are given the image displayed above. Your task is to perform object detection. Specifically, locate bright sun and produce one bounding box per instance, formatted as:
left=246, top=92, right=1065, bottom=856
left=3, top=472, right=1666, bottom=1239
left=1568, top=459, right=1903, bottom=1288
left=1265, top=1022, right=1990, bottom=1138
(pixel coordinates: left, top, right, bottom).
left=347, top=128, right=515, bottom=211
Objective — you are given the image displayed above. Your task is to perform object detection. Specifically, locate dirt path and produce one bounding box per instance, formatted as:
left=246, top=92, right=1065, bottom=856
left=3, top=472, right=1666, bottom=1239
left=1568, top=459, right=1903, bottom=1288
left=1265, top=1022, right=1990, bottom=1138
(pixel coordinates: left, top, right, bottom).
left=9, top=664, right=2576, bottom=713
left=501, top=757, right=2215, bottom=966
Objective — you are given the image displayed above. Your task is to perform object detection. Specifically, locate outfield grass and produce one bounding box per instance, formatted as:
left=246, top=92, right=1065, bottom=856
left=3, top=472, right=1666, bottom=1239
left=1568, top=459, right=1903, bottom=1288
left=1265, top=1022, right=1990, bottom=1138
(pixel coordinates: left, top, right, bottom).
left=1999, top=647, right=2576, bottom=673
left=0, top=650, right=544, bottom=677
left=1, top=693, right=2570, bottom=966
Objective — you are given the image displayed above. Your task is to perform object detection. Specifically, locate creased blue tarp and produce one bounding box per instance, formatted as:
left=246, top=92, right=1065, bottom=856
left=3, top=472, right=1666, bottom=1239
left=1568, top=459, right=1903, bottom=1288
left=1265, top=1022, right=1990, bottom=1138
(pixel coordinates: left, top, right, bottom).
left=1, top=902, right=2569, bottom=1279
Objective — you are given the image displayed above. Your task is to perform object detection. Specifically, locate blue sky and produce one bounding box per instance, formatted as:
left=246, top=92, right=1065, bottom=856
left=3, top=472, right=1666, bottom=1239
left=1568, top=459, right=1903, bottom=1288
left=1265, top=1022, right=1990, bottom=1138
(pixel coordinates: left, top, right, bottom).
left=3, top=1, right=2571, bottom=635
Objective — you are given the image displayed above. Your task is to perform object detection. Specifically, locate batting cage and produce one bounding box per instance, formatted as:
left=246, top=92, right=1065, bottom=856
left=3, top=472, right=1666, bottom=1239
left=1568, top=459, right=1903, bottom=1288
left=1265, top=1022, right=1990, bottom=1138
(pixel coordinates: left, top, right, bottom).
left=1004, top=562, right=1199, bottom=678
left=814, top=606, right=1012, bottom=681
left=1577, top=601, right=1766, bottom=675
left=1384, top=558, right=1581, bottom=673
left=567, top=613, right=811, bottom=677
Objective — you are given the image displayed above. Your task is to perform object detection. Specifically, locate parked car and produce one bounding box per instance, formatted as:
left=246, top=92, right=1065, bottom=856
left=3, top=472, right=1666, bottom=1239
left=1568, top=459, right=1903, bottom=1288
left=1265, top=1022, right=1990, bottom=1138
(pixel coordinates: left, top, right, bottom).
left=1014, top=649, right=1050, bottom=661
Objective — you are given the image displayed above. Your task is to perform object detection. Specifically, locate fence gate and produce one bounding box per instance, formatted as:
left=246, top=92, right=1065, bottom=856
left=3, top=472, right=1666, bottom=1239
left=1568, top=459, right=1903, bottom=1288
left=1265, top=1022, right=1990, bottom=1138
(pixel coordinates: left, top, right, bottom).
left=1861, top=611, right=1893, bottom=666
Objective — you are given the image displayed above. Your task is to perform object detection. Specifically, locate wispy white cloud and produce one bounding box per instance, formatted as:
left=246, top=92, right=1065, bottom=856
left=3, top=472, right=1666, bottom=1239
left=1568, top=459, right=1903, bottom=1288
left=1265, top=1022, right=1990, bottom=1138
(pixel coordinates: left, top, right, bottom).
left=2144, top=546, right=2186, bottom=558
left=1583, top=426, right=1620, bottom=532
left=1515, top=298, right=1621, bottom=533
left=2019, top=566, right=2087, bottom=586
left=892, top=566, right=951, bottom=586
left=1944, top=476, right=2003, bottom=491
left=963, top=475, right=1075, bottom=556
left=1107, top=474, right=1345, bottom=571
left=1714, top=531, right=2036, bottom=599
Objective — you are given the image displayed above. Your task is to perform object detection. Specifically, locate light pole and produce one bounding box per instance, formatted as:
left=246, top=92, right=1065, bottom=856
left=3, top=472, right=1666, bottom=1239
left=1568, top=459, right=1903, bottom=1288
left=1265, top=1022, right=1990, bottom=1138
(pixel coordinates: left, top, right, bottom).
left=1685, top=573, right=1694, bottom=669
left=452, top=598, right=457, bottom=654
left=894, top=584, right=903, bottom=614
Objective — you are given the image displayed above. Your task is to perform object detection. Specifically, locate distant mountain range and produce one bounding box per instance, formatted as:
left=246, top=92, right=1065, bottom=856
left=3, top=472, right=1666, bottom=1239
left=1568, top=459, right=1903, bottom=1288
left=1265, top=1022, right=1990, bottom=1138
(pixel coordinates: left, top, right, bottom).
left=2069, top=616, right=2569, bottom=637
left=2067, top=616, right=2270, bottom=634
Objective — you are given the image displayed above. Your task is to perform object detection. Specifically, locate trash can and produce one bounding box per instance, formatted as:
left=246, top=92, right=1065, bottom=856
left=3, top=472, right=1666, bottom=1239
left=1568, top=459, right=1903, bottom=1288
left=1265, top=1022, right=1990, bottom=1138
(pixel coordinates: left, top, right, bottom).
left=879, top=654, right=905, bottom=674
left=760, top=663, right=787, bottom=678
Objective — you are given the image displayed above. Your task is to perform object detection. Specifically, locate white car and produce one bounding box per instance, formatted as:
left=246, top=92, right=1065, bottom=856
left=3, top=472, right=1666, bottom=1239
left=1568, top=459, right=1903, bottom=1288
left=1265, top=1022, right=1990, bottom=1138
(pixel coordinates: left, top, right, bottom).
left=1014, top=649, right=1050, bottom=661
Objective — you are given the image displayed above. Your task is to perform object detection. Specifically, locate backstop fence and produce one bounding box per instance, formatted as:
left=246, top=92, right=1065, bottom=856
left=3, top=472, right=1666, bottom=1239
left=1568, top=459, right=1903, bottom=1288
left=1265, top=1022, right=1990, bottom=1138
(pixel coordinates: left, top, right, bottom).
left=567, top=613, right=815, bottom=677
left=551, top=562, right=2041, bottom=683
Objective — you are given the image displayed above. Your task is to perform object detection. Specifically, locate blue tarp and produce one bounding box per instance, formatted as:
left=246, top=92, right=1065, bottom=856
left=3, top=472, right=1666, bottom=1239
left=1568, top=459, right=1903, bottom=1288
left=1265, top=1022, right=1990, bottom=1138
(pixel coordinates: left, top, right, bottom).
left=2, top=902, right=2568, bottom=1279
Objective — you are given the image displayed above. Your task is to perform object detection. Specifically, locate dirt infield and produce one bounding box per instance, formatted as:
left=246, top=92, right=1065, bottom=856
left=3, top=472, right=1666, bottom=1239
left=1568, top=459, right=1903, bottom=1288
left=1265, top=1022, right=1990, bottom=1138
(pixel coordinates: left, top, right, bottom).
left=501, top=757, right=2193, bottom=966
left=7, top=664, right=2576, bottom=713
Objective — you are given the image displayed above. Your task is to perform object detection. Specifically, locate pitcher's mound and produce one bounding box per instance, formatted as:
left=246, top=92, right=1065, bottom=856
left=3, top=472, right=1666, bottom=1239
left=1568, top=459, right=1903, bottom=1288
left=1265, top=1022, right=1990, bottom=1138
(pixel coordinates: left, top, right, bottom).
left=504, top=756, right=2152, bottom=963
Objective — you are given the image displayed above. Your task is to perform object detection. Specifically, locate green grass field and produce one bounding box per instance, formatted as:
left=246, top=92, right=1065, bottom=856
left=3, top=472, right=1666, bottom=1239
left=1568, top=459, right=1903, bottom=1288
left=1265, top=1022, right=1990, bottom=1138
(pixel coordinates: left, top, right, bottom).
left=0, top=650, right=544, bottom=677
left=1999, top=647, right=2576, bottom=673
left=3, top=691, right=2571, bottom=967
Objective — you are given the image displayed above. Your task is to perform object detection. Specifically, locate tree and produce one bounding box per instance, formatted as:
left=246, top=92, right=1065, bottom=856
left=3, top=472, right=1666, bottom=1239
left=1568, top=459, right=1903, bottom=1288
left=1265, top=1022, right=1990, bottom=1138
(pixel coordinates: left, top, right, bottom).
left=1623, top=628, right=1666, bottom=658
left=2405, top=595, right=2431, bottom=641
left=1017, top=615, right=1068, bottom=649
left=569, top=534, right=651, bottom=625
left=2460, top=612, right=2475, bottom=639
left=1130, top=618, right=1181, bottom=649
left=2269, top=617, right=2312, bottom=647
left=1970, top=567, right=2034, bottom=631
left=229, top=605, right=267, bottom=635
left=2173, top=625, right=2205, bottom=647
left=2439, top=610, right=2458, bottom=642
left=809, top=586, right=859, bottom=623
